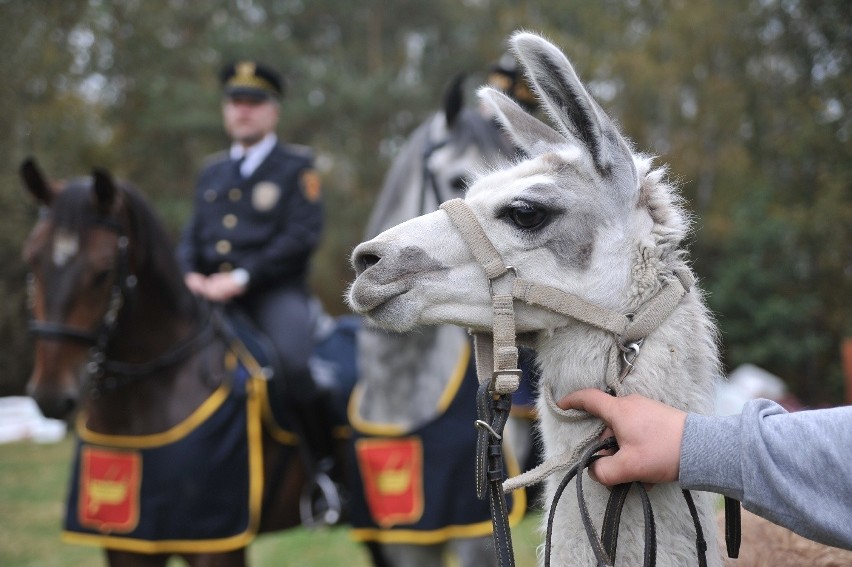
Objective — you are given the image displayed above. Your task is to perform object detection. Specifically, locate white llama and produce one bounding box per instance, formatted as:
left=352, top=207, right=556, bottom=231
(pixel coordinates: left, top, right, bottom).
left=348, top=32, right=723, bottom=566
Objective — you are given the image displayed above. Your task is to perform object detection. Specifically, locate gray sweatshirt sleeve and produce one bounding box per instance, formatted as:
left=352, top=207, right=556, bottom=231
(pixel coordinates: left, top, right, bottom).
left=679, top=398, right=852, bottom=550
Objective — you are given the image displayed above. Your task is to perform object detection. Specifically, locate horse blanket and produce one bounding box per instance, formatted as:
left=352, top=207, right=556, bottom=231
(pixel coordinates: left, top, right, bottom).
left=60, top=323, right=309, bottom=555
left=346, top=340, right=526, bottom=544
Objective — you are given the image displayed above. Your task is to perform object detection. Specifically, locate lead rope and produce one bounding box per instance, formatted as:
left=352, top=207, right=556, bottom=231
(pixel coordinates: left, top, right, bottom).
left=438, top=198, right=740, bottom=565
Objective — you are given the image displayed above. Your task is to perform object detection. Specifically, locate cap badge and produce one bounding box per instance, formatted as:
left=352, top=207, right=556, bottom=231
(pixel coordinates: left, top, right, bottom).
left=236, top=61, right=257, bottom=80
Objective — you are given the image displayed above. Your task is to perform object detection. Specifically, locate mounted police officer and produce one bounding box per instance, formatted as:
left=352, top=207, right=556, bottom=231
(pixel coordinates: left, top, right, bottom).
left=177, top=60, right=339, bottom=524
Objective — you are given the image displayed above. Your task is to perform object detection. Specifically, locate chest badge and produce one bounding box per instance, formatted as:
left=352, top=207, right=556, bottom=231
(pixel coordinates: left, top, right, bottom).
left=251, top=182, right=281, bottom=211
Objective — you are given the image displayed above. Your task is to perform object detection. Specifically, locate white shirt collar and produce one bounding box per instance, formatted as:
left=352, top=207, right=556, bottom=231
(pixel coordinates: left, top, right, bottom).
left=230, top=133, right=277, bottom=178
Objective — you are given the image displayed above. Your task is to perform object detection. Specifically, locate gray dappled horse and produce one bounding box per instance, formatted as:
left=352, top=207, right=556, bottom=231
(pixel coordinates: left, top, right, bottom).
left=349, top=76, right=528, bottom=567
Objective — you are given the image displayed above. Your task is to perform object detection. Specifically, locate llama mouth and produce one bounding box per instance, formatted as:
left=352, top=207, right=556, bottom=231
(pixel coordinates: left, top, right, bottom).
left=347, top=276, right=412, bottom=315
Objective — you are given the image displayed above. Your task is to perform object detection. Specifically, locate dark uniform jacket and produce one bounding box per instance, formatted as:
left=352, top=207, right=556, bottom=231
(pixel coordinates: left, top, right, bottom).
left=178, top=142, right=323, bottom=292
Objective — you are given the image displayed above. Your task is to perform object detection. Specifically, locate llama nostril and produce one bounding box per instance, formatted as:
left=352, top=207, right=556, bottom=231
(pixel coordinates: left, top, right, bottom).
left=355, top=252, right=381, bottom=275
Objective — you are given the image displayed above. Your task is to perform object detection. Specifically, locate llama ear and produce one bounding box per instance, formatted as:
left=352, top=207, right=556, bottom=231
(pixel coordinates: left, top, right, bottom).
left=478, top=87, right=565, bottom=156
left=443, top=73, right=465, bottom=128
left=510, top=32, right=634, bottom=183
left=92, top=168, right=117, bottom=214
left=20, top=158, right=55, bottom=206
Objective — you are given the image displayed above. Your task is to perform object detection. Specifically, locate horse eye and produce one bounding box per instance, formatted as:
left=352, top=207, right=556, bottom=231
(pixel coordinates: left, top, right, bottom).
left=449, top=175, right=468, bottom=193
left=507, top=203, right=548, bottom=230
left=92, top=269, right=112, bottom=288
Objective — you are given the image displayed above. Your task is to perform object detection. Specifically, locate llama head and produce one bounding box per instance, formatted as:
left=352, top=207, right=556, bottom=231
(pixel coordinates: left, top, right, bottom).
left=349, top=32, right=667, bottom=334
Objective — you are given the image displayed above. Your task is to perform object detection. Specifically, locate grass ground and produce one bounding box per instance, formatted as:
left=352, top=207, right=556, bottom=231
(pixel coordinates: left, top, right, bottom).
left=0, top=436, right=542, bottom=566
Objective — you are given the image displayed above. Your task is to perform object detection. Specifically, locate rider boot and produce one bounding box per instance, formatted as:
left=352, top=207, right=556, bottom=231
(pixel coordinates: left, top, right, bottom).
left=290, top=390, right=344, bottom=527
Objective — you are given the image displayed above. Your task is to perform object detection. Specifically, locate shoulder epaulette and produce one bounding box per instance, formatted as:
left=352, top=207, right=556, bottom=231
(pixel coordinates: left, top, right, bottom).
left=281, top=143, right=315, bottom=160
left=201, top=150, right=230, bottom=169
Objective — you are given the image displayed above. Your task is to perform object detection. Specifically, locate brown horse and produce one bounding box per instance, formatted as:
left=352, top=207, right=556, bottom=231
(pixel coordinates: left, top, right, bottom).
left=20, top=158, right=352, bottom=567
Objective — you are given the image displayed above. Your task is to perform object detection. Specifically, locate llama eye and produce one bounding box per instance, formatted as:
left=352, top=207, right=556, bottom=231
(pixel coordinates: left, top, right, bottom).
left=507, top=203, right=548, bottom=230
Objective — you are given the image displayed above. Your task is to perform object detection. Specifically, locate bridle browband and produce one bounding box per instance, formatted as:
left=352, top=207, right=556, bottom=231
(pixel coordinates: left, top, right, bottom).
left=27, top=214, right=213, bottom=394
left=437, top=198, right=740, bottom=567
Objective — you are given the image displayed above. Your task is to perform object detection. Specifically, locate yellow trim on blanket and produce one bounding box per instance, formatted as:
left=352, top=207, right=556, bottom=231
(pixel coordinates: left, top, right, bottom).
left=258, top=377, right=299, bottom=445
left=228, top=338, right=300, bottom=446
left=76, top=384, right=230, bottom=449
left=347, top=340, right=471, bottom=437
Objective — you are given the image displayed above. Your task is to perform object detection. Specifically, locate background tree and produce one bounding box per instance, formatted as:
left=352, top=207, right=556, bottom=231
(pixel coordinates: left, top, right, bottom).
left=1, top=0, right=848, bottom=406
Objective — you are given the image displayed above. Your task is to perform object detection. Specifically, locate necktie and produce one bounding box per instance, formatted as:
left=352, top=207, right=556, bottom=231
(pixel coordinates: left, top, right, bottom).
left=233, top=156, right=245, bottom=179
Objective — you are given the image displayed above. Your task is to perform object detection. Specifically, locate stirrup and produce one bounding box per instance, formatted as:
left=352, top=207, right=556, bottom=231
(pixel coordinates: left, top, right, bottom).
left=299, top=470, right=343, bottom=527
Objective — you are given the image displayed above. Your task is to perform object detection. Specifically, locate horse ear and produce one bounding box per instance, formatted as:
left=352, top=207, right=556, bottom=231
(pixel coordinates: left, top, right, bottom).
left=510, top=32, right=635, bottom=183
left=478, top=86, right=566, bottom=156
left=92, top=168, right=117, bottom=213
left=20, top=158, right=54, bottom=206
left=443, top=73, right=465, bottom=128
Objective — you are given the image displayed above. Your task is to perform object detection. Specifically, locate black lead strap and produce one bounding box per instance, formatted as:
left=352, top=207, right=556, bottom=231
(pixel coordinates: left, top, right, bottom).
left=545, top=438, right=657, bottom=567
left=475, top=383, right=516, bottom=567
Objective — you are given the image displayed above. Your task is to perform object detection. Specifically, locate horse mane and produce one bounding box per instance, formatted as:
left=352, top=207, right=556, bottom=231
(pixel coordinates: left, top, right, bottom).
left=365, top=107, right=514, bottom=240
left=451, top=107, right=515, bottom=160
left=364, top=118, right=434, bottom=239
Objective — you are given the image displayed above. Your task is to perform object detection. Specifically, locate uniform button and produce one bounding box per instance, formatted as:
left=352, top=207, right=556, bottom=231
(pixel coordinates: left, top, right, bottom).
left=222, top=214, right=238, bottom=229
left=215, top=240, right=232, bottom=255
left=204, top=189, right=217, bottom=202
left=228, top=188, right=242, bottom=202
left=219, top=262, right=234, bottom=272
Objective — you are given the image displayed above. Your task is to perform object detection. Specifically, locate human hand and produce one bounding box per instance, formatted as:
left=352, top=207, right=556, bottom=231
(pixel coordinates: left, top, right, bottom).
left=557, top=389, right=687, bottom=486
left=184, top=272, right=208, bottom=296
left=202, top=272, right=247, bottom=302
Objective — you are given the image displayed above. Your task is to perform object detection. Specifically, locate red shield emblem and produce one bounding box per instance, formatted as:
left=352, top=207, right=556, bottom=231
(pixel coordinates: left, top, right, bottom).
left=355, top=437, right=424, bottom=528
left=79, top=446, right=141, bottom=533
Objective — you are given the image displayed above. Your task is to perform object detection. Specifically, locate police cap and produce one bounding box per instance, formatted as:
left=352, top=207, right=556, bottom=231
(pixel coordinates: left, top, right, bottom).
left=220, top=61, right=284, bottom=101
left=487, top=53, right=538, bottom=111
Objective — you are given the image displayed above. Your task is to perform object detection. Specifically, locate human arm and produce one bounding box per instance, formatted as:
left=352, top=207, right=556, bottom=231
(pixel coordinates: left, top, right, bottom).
left=681, top=399, right=852, bottom=549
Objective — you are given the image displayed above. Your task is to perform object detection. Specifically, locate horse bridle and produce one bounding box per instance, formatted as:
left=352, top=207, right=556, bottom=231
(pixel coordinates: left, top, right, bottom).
left=437, top=198, right=741, bottom=567
left=419, top=133, right=451, bottom=217
left=27, top=214, right=213, bottom=394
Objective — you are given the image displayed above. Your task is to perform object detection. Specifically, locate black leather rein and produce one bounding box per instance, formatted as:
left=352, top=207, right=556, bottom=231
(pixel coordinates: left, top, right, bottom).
left=542, top=435, right=741, bottom=567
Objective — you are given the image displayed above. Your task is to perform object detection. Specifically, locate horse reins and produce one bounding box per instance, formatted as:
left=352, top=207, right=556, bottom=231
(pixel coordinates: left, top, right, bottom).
left=438, top=198, right=741, bottom=566
left=27, top=214, right=214, bottom=394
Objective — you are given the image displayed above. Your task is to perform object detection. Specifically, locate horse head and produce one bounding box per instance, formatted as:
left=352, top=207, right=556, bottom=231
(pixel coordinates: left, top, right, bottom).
left=352, top=72, right=525, bottom=429
left=21, top=158, right=134, bottom=420
left=363, top=74, right=516, bottom=240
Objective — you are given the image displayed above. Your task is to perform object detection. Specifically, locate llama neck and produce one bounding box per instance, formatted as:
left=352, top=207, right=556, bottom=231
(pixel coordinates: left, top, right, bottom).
left=531, top=290, right=723, bottom=566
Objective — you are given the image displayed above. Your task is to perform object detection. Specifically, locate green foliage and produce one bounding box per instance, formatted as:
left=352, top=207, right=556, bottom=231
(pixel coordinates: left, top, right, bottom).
left=1, top=0, right=849, bottom=404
